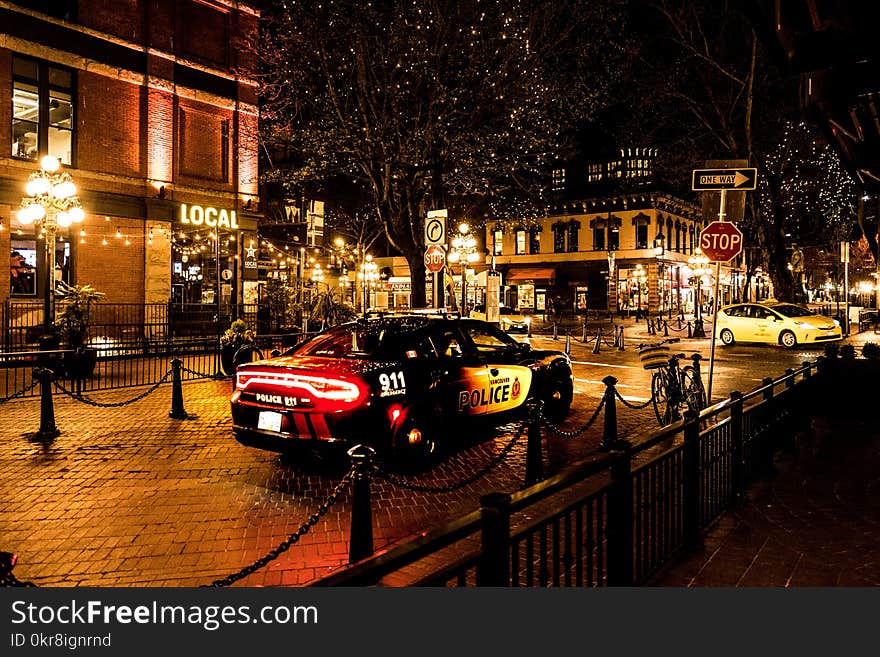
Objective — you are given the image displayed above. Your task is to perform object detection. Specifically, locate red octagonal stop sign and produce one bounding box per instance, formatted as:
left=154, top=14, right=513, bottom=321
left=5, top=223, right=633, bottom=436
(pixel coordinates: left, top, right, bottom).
left=699, top=221, right=743, bottom=262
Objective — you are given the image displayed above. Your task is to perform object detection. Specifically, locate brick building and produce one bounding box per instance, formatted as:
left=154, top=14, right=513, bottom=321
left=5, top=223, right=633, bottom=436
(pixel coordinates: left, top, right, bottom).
left=1, top=1, right=261, bottom=323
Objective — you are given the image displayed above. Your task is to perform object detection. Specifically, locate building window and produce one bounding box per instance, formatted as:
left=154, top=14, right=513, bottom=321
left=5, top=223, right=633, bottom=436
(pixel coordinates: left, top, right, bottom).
left=587, top=163, right=604, bottom=182
left=515, top=229, right=527, bottom=255
left=552, top=168, right=566, bottom=192
left=12, top=56, right=75, bottom=164
left=553, top=224, right=566, bottom=253
left=636, top=224, right=648, bottom=249
left=529, top=228, right=541, bottom=254
left=567, top=223, right=579, bottom=252
left=608, top=225, right=620, bottom=250
left=493, top=228, right=503, bottom=255
left=592, top=227, right=605, bottom=250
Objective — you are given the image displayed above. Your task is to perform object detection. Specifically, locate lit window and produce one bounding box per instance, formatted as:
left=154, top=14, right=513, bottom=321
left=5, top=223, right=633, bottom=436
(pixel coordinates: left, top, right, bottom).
left=515, top=230, right=527, bottom=255
left=493, top=228, right=503, bottom=255
left=552, top=168, right=566, bottom=191
left=12, top=56, right=75, bottom=165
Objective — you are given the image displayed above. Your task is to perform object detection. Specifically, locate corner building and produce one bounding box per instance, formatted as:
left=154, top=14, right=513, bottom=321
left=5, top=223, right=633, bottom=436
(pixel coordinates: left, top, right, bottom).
left=0, top=1, right=261, bottom=317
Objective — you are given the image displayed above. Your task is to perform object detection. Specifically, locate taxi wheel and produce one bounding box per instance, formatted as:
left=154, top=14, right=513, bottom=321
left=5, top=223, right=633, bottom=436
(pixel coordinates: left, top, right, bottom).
left=391, top=414, right=438, bottom=471
left=542, top=373, right=573, bottom=422
left=719, top=329, right=735, bottom=346
left=779, top=330, right=797, bottom=349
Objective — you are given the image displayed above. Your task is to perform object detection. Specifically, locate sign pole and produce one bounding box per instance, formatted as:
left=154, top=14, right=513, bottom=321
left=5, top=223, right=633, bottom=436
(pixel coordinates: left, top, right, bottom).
left=706, top=189, right=726, bottom=405
left=842, top=241, right=850, bottom=336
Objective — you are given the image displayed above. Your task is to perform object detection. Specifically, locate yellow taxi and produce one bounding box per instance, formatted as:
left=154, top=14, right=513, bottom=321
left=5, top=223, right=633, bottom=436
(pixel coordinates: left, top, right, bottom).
left=714, top=300, right=842, bottom=348
left=469, top=304, right=532, bottom=333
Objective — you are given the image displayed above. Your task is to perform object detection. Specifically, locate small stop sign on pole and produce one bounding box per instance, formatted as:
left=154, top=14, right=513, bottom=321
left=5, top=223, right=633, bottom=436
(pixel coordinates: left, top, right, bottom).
left=424, top=244, right=446, bottom=273
left=699, top=221, right=743, bottom=262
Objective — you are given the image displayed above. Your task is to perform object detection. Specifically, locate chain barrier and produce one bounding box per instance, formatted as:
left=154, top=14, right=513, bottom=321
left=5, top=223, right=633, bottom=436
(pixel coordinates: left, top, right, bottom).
left=53, top=370, right=173, bottom=407
left=375, top=422, right=526, bottom=493
left=0, top=378, right=40, bottom=404
left=205, top=468, right=355, bottom=587
left=665, top=321, right=689, bottom=333
left=600, top=332, right=617, bottom=347
left=614, top=387, right=655, bottom=410
left=540, top=395, right=605, bottom=438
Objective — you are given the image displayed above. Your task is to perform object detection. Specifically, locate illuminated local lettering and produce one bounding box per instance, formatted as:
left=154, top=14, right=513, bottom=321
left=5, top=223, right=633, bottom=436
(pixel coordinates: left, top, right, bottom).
left=180, top=204, right=239, bottom=230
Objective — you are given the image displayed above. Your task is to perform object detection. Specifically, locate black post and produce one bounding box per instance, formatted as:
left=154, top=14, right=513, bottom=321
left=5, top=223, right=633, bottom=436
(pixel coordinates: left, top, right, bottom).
left=36, top=367, right=59, bottom=441
left=552, top=321, right=558, bottom=340
left=524, top=400, right=544, bottom=485
left=565, top=330, right=571, bottom=355
left=687, top=321, right=692, bottom=338
left=646, top=315, right=654, bottom=335
left=606, top=442, right=633, bottom=586
left=682, top=410, right=702, bottom=550
left=692, top=318, right=706, bottom=338
left=477, top=492, right=512, bottom=586
left=663, top=319, right=669, bottom=337
left=592, top=328, right=601, bottom=354
left=784, top=368, right=795, bottom=390
left=581, top=319, right=587, bottom=342
left=168, top=358, right=189, bottom=419
left=347, top=444, right=375, bottom=563
left=729, top=391, right=745, bottom=508
left=601, top=375, right=618, bottom=450
left=617, top=326, right=625, bottom=351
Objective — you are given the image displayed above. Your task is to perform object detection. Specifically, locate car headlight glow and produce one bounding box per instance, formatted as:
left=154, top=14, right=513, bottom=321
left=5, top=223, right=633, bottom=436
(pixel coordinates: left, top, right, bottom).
left=793, top=321, right=810, bottom=328
left=524, top=317, right=531, bottom=325
left=833, top=319, right=840, bottom=327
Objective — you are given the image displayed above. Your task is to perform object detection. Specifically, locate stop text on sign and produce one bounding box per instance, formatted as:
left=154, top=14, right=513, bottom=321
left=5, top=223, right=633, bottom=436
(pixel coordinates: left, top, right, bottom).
left=700, top=231, right=741, bottom=252
left=698, top=220, right=744, bottom=262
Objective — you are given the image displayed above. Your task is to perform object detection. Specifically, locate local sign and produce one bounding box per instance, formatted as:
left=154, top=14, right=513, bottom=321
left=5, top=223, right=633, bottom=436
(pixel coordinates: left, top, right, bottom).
left=691, top=168, right=757, bottom=191
left=699, top=221, right=744, bottom=262
left=425, top=209, right=447, bottom=245
left=424, top=244, right=446, bottom=273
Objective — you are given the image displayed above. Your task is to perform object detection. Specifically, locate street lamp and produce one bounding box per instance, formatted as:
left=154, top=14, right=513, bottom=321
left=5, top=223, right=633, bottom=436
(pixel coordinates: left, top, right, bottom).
left=633, top=264, right=647, bottom=319
left=17, top=155, right=85, bottom=344
left=653, top=232, right=667, bottom=318
left=448, top=222, right=479, bottom=313
left=606, top=249, right=616, bottom=315
left=688, top=247, right=710, bottom=337
left=359, top=254, right=378, bottom=314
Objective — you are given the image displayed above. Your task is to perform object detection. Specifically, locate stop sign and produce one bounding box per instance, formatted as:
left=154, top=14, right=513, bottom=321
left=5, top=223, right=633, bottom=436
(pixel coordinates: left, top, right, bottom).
left=699, top=221, right=743, bottom=262
left=424, top=244, right=446, bottom=273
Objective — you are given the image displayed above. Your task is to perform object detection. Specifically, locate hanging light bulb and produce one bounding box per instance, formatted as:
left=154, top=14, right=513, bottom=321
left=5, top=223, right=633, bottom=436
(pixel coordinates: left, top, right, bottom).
left=125, top=235, right=130, bottom=245
left=102, top=236, right=108, bottom=246
left=115, top=226, right=122, bottom=238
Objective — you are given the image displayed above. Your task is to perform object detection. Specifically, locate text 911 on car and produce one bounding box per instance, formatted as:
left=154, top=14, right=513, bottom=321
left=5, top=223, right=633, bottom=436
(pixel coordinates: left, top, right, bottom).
left=230, top=312, right=573, bottom=468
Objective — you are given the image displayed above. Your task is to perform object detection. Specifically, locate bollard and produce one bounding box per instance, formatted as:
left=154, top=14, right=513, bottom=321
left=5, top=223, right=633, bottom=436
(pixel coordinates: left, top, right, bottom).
left=663, top=319, right=669, bottom=337
left=617, top=325, right=625, bottom=351
left=527, top=320, right=532, bottom=338
left=692, top=318, right=706, bottom=338
left=581, top=319, right=587, bottom=343
left=552, top=321, right=558, bottom=340
left=36, top=368, right=59, bottom=441
left=524, top=399, right=544, bottom=485
left=347, top=444, right=375, bottom=563
left=564, top=330, right=571, bottom=355
left=677, top=316, right=683, bottom=330
left=168, top=358, right=189, bottom=420
left=601, top=375, right=618, bottom=450
left=592, top=328, right=602, bottom=354
left=687, top=321, right=692, bottom=338
left=647, top=316, right=655, bottom=336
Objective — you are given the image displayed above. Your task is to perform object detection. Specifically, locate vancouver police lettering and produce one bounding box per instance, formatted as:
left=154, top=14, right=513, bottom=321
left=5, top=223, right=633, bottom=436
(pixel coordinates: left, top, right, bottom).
left=458, top=376, right=511, bottom=411
left=180, top=204, right=240, bottom=229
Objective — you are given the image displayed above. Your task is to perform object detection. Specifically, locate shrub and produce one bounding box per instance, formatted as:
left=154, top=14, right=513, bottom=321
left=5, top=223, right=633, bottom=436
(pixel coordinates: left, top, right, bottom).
left=823, top=342, right=840, bottom=359
left=840, top=343, right=856, bottom=359
left=862, top=342, right=880, bottom=360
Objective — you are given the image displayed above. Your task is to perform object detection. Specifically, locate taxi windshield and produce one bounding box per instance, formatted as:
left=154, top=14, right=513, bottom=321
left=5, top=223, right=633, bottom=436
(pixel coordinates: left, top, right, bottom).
left=770, top=304, right=813, bottom=318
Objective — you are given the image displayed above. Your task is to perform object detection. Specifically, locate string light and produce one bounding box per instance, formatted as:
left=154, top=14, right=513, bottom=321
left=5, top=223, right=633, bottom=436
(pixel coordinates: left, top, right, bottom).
left=115, top=227, right=122, bottom=238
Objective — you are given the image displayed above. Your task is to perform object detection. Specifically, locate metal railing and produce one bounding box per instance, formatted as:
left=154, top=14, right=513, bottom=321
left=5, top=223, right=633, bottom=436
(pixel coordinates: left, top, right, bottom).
left=310, top=360, right=821, bottom=587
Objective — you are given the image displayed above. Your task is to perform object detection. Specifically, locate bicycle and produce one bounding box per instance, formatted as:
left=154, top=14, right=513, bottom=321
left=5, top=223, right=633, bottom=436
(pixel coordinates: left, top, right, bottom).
left=637, top=337, right=707, bottom=426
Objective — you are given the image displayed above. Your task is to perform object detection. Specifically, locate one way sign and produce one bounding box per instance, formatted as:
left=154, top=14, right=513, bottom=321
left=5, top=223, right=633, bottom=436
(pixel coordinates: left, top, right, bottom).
left=691, top=168, right=757, bottom=191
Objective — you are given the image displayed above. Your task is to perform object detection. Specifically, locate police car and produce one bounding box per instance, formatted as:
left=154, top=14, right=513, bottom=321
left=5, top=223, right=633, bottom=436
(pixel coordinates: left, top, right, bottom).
left=231, top=311, right=573, bottom=466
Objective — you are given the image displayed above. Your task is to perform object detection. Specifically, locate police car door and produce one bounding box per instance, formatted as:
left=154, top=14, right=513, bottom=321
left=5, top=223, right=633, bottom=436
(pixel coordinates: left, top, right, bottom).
left=432, top=326, right=493, bottom=417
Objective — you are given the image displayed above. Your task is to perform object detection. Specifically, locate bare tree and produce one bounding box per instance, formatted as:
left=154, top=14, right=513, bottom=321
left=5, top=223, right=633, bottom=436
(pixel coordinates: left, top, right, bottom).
left=258, top=0, right=625, bottom=306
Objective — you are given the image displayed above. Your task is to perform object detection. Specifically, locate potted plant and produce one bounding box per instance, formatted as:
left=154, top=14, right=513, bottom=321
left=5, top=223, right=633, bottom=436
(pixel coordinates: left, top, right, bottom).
left=220, top=319, right=257, bottom=375
left=55, top=282, right=105, bottom=379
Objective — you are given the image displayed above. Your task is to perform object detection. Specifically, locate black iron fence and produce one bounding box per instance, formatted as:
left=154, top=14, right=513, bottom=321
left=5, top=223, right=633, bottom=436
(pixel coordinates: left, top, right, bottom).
left=310, top=360, right=820, bottom=587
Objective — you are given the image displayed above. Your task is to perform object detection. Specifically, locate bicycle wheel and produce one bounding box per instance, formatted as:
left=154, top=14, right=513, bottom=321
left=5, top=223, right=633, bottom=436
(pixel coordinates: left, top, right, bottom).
left=651, top=370, right=673, bottom=426
left=681, top=366, right=707, bottom=415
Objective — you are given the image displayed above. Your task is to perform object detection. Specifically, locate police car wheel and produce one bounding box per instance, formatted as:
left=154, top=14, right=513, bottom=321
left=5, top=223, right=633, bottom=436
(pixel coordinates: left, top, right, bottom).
left=542, top=373, right=573, bottom=422
left=392, top=415, right=437, bottom=470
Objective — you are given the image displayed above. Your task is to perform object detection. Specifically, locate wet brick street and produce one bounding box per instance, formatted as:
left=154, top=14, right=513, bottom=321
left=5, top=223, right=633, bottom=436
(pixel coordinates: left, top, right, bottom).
left=0, top=327, right=860, bottom=587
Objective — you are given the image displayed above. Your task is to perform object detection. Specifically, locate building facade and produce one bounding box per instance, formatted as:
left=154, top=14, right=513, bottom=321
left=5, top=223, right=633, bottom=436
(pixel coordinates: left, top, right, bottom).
left=1, top=1, right=261, bottom=322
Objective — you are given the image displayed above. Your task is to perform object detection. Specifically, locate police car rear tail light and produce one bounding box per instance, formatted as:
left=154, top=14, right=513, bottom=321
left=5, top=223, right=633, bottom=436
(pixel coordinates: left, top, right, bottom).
left=236, top=369, right=364, bottom=403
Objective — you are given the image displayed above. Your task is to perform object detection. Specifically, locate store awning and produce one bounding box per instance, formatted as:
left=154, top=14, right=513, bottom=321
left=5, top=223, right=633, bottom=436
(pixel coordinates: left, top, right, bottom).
left=506, top=267, right=556, bottom=283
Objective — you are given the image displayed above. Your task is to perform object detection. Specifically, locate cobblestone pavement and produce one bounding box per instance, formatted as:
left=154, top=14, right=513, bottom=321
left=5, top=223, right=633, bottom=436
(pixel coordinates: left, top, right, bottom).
left=0, top=323, right=870, bottom=587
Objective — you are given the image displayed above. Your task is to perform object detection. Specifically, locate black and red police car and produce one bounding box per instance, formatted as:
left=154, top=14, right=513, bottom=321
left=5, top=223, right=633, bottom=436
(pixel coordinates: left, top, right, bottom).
left=231, top=310, right=573, bottom=466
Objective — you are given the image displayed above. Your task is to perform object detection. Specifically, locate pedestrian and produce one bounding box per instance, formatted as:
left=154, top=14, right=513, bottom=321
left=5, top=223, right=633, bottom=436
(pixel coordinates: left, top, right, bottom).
left=10, top=251, right=34, bottom=294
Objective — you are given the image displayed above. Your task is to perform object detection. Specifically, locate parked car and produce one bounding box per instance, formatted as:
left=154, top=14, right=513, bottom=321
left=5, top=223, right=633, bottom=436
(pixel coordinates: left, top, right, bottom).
left=714, top=300, right=842, bottom=348
left=230, top=311, right=573, bottom=467
left=469, top=304, right=532, bottom=333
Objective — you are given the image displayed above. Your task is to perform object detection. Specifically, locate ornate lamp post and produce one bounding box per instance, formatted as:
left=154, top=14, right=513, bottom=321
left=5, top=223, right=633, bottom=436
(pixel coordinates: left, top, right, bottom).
left=633, top=264, right=647, bottom=319
left=653, top=232, right=667, bottom=318
left=17, top=155, right=85, bottom=344
left=448, top=222, right=479, bottom=313
left=688, top=247, right=710, bottom=337
left=359, top=254, right=378, bottom=314
left=606, top=249, right=616, bottom=315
